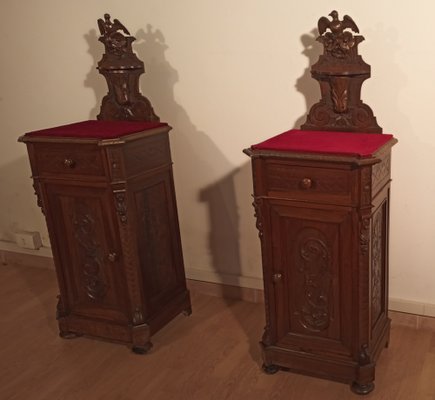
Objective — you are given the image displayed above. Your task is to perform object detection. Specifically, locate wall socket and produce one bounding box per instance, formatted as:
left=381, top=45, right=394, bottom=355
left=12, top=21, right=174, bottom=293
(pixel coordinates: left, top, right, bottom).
left=14, top=231, right=43, bottom=250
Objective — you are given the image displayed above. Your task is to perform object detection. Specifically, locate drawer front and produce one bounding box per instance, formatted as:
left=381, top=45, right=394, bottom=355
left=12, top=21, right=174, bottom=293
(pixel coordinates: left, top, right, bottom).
left=33, top=144, right=106, bottom=178
left=264, top=162, right=354, bottom=204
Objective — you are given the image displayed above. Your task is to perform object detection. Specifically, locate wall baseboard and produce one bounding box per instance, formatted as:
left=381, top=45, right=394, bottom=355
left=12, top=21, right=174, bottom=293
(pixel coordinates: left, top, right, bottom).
left=0, top=241, right=54, bottom=269
left=2, top=241, right=434, bottom=318
left=185, top=267, right=264, bottom=290
left=389, top=298, right=435, bottom=318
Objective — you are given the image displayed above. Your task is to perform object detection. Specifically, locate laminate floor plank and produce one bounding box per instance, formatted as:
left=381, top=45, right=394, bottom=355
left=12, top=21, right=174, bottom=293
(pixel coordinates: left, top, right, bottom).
left=1, top=264, right=435, bottom=400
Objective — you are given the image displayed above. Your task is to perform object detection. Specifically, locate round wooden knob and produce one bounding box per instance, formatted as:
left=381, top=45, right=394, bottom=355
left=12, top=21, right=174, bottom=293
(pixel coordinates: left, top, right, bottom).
left=273, top=273, right=282, bottom=283
left=63, top=158, right=76, bottom=168
left=300, top=178, right=312, bottom=189
left=108, top=252, right=118, bottom=262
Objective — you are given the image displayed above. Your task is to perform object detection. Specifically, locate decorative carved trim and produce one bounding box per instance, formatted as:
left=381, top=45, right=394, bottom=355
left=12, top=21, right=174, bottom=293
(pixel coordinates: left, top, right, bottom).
left=73, top=205, right=107, bottom=300
left=114, top=190, right=146, bottom=328
left=317, top=11, right=362, bottom=61
left=359, top=217, right=370, bottom=256
left=32, top=182, right=45, bottom=215
left=96, top=14, right=159, bottom=122
left=295, top=228, right=332, bottom=332
left=301, top=11, right=382, bottom=133
left=372, top=154, right=391, bottom=190
left=252, top=196, right=272, bottom=346
left=252, top=196, right=264, bottom=239
left=113, top=190, right=128, bottom=223
left=360, top=167, right=372, bottom=205
left=371, top=207, right=383, bottom=325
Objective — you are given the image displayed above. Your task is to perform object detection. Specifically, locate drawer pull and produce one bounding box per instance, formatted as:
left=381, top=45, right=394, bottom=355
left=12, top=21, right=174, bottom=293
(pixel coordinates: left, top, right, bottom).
left=63, top=158, right=76, bottom=168
left=300, top=178, right=313, bottom=189
left=273, top=273, right=282, bottom=283
left=108, top=252, right=118, bottom=262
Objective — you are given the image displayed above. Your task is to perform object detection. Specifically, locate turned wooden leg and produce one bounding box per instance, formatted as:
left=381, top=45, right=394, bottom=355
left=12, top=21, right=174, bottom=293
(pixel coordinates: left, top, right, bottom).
left=262, top=363, right=280, bottom=375
left=351, top=381, right=375, bottom=395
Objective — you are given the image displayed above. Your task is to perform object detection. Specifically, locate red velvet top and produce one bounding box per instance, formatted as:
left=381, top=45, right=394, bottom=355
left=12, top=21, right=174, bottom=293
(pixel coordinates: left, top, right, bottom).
left=24, top=120, right=167, bottom=139
left=251, top=129, right=394, bottom=158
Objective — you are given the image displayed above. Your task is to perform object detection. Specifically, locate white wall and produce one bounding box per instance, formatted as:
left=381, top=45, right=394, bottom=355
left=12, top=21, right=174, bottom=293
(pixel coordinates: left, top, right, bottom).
left=2, top=1, right=435, bottom=312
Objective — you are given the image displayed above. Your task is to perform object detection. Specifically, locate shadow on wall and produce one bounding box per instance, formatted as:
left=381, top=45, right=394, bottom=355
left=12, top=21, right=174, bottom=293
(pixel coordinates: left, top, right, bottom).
left=133, top=25, right=263, bottom=356
left=84, top=29, right=107, bottom=119
left=0, top=155, right=48, bottom=244
left=133, top=24, right=243, bottom=281
left=82, top=25, right=247, bottom=301
left=293, top=28, right=322, bottom=129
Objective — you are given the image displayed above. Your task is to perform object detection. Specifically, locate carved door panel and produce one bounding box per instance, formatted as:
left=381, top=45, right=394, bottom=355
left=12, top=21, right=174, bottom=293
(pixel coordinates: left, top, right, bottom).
left=131, top=170, right=186, bottom=318
left=268, top=201, right=354, bottom=357
left=45, top=183, right=129, bottom=323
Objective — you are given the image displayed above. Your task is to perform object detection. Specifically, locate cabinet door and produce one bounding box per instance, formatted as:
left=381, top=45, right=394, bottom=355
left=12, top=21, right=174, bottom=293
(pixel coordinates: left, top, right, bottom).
left=45, top=183, right=130, bottom=323
left=267, top=201, right=354, bottom=357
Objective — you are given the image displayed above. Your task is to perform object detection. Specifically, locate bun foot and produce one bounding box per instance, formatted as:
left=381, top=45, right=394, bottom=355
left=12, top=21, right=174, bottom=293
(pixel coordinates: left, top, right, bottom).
left=59, top=331, right=82, bottom=339
left=262, top=363, right=280, bottom=375
left=132, top=342, right=152, bottom=355
left=351, top=381, right=375, bottom=395
left=182, top=306, right=192, bottom=316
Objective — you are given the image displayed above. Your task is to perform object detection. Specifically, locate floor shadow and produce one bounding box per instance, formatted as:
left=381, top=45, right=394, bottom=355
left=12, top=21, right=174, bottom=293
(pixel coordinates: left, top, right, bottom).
left=293, top=28, right=322, bottom=129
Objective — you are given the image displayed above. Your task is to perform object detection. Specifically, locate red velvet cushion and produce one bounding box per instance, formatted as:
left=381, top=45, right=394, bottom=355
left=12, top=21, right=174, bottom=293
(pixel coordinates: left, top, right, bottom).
left=251, top=129, right=394, bottom=157
left=24, top=120, right=167, bottom=139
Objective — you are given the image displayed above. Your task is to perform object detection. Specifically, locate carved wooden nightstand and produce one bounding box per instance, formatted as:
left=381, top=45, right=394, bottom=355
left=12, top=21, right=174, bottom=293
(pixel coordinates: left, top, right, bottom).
left=244, top=11, right=397, bottom=394
left=19, top=120, right=191, bottom=353
left=245, top=130, right=396, bottom=393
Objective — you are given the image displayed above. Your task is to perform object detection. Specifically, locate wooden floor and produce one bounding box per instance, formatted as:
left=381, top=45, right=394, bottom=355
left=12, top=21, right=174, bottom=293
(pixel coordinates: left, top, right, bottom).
left=1, top=264, right=435, bottom=400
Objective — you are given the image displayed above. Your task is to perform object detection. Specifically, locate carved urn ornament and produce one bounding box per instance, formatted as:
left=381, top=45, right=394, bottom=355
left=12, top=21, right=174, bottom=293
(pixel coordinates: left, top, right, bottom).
left=97, top=14, right=159, bottom=121
left=301, top=11, right=382, bottom=133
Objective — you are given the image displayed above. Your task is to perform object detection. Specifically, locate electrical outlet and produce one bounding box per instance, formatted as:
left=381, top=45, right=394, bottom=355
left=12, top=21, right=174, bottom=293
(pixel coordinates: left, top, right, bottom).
left=14, top=231, right=43, bottom=250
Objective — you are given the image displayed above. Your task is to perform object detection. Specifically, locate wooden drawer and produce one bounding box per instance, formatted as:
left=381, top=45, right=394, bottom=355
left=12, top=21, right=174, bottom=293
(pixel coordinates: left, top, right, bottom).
left=33, top=143, right=106, bottom=179
left=263, top=161, right=355, bottom=205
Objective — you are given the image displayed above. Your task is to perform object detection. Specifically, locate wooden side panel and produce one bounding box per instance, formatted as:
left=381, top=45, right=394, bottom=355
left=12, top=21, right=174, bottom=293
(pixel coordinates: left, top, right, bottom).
left=132, top=169, right=187, bottom=318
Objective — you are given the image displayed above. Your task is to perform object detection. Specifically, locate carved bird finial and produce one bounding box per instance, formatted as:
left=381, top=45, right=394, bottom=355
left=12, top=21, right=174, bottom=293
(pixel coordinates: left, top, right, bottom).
left=318, top=10, right=359, bottom=35
left=98, top=13, right=130, bottom=37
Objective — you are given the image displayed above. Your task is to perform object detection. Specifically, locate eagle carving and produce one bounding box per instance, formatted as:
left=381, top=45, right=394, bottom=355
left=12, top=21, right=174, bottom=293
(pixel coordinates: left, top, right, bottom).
left=317, top=11, right=363, bottom=60
left=318, top=10, right=359, bottom=36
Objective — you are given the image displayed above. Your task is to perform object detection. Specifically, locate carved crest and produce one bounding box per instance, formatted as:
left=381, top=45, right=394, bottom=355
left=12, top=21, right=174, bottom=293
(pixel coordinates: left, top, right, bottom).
left=301, top=11, right=382, bottom=133
left=96, top=14, right=159, bottom=122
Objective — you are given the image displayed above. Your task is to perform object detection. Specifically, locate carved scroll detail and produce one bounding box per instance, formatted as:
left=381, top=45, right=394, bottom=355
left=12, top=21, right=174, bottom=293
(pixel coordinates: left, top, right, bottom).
left=252, top=196, right=264, bottom=240
left=371, top=207, right=383, bottom=325
left=295, top=228, right=332, bottom=332
left=372, top=154, right=391, bottom=190
left=32, top=182, right=45, bottom=215
left=73, top=205, right=107, bottom=300
left=301, top=11, right=382, bottom=133
left=359, top=217, right=370, bottom=256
